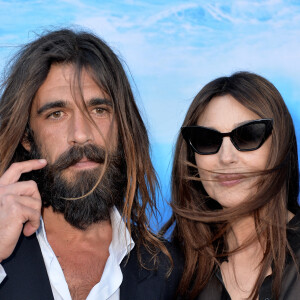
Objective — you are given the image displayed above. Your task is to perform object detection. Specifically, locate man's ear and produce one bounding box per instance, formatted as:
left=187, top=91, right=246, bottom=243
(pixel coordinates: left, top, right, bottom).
left=21, top=127, right=32, bottom=152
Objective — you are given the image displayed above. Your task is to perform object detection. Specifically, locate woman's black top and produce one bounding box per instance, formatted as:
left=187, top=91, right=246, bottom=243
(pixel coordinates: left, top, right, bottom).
left=196, top=211, right=300, bottom=300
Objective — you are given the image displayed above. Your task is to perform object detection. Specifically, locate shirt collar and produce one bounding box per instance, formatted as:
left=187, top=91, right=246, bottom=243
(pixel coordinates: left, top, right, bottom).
left=109, top=206, right=135, bottom=264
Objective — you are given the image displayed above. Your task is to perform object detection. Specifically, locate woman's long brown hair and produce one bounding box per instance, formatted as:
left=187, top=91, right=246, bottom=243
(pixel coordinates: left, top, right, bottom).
left=0, top=29, right=170, bottom=266
left=162, top=72, right=300, bottom=299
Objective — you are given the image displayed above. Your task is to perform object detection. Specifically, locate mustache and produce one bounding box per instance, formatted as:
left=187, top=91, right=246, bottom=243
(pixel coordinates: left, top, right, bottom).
left=49, top=144, right=106, bottom=173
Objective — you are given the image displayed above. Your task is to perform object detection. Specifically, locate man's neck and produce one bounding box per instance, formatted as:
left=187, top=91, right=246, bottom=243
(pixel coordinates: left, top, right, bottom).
left=42, top=206, right=112, bottom=246
left=42, top=206, right=113, bottom=300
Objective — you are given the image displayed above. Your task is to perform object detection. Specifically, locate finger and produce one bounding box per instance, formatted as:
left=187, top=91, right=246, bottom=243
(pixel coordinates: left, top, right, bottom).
left=0, top=196, right=41, bottom=262
left=0, top=192, right=42, bottom=213
left=2, top=181, right=42, bottom=200
left=0, top=159, right=47, bottom=185
left=0, top=197, right=41, bottom=236
left=18, top=203, right=41, bottom=236
left=23, top=219, right=41, bottom=236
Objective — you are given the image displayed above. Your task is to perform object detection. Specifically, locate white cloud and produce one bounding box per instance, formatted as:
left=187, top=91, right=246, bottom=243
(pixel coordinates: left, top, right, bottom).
left=141, top=3, right=199, bottom=27
left=205, top=3, right=238, bottom=23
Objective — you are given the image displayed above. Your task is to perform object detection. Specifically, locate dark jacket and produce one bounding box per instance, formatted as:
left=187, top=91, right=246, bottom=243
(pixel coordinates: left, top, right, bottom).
left=195, top=210, right=300, bottom=300
left=0, top=233, right=183, bottom=300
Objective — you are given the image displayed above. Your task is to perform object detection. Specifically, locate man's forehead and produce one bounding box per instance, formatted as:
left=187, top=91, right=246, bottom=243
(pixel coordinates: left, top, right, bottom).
left=37, top=64, right=101, bottom=92
left=31, top=63, right=111, bottom=109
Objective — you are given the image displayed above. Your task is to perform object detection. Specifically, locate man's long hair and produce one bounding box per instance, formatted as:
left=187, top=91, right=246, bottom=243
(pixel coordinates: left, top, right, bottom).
left=0, top=28, right=168, bottom=264
left=162, top=72, right=300, bottom=299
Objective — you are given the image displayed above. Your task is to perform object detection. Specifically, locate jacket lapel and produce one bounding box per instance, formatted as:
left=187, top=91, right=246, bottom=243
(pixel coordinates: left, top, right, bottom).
left=120, top=246, right=153, bottom=300
left=0, top=233, right=54, bottom=300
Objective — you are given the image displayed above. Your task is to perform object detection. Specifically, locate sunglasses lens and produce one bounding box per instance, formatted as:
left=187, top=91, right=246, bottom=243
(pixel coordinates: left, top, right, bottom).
left=188, top=127, right=221, bottom=154
left=182, top=119, right=272, bottom=154
left=233, top=122, right=267, bottom=150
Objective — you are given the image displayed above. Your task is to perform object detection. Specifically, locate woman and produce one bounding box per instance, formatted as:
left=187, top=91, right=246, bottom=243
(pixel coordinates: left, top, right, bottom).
left=164, top=72, right=300, bottom=299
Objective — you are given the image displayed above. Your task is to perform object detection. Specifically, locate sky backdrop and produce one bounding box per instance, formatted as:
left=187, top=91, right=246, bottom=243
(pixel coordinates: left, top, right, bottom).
left=1, top=0, right=300, bottom=228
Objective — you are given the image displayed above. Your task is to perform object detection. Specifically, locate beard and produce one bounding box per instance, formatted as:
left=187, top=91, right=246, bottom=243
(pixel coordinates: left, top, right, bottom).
left=22, top=141, right=127, bottom=230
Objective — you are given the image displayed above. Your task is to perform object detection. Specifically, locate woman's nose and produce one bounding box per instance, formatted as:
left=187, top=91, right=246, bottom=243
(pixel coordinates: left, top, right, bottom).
left=218, top=137, right=238, bottom=165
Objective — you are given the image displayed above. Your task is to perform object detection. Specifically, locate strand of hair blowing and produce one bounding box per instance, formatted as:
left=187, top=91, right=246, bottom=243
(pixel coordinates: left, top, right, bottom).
left=111, top=67, right=171, bottom=265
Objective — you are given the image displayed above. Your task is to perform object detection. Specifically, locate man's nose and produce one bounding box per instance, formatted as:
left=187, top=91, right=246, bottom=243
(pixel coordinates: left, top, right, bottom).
left=68, top=112, right=94, bottom=145
left=218, top=137, right=238, bottom=165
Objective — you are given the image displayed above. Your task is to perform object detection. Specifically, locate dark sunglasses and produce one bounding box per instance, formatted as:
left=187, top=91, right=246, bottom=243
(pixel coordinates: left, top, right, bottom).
left=181, top=119, right=273, bottom=155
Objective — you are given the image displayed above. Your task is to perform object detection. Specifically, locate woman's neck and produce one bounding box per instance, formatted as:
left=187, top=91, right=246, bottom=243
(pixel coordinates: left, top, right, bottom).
left=221, top=216, right=266, bottom=300
left=227, top=210, right=295, bottom=251
left=227, top=215, right=258, bottom=249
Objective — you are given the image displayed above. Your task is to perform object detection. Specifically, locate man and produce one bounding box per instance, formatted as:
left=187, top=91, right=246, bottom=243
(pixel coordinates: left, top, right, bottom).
left=0, top=29, right=182, bottom=300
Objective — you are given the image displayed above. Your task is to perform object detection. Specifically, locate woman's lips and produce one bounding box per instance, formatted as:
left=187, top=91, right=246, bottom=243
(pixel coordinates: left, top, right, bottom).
left=215, top=173, right=245, bottom=187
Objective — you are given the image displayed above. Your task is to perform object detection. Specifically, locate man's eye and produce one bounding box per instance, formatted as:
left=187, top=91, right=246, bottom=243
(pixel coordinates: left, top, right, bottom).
left=92, top=107, right=109, bottom=117
left=47, top=111, right=63, bottom=119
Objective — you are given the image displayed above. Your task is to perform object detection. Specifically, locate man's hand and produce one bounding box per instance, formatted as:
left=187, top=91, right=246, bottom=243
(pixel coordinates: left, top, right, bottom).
left=0, top=159, right=47, bottom=262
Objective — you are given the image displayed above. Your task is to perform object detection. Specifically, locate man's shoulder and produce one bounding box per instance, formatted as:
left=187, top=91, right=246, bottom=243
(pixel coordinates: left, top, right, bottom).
left=120, top=239, right=183, bottom=300
left=131, top=239, right=182, bottom=268
left=0, top=234, right=54, bottom=300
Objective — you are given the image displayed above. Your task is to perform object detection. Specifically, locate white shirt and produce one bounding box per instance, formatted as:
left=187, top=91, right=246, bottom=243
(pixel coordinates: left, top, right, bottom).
left=0, top=207, right=135, bottom=300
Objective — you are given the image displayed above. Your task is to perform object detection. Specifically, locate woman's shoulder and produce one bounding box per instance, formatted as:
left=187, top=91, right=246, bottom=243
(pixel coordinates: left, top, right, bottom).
left=287, top=209, right=300, bottom=255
